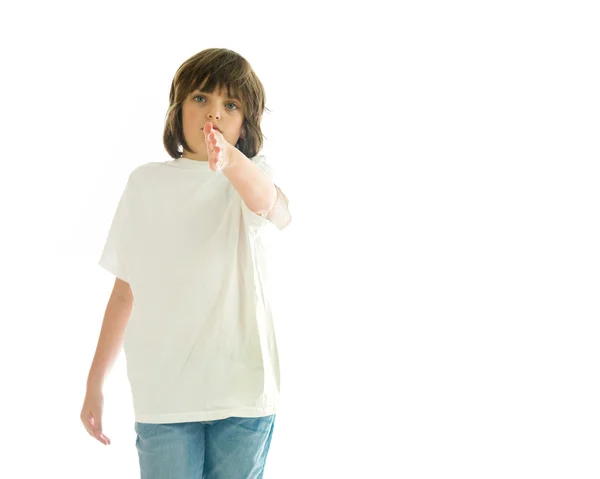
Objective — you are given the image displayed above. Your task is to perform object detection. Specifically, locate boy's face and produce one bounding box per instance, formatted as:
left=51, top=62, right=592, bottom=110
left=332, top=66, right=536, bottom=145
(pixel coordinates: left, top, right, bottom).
left=181, top=83, right=245, bottom=161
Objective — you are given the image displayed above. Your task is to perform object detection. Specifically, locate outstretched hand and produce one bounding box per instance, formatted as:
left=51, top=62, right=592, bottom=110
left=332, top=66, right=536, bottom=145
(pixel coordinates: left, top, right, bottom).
left=204, top=122, right=233, bottom=172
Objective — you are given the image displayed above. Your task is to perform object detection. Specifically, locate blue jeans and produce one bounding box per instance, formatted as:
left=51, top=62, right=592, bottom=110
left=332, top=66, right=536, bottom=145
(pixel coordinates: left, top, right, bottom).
left=134, top=415, right=276, bottom=479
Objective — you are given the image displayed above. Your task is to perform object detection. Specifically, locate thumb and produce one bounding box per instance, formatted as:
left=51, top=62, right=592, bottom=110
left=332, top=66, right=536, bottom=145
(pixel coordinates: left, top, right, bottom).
left=91, top=414, right=110, bottom=444
left=91, top=414, right=102, bottom=433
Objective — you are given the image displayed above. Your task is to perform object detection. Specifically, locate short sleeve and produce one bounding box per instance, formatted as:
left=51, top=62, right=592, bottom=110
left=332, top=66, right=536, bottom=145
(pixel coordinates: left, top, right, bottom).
left=98, top=178, right=132, bottom=282
left=241, top=155, right=292, bottom=232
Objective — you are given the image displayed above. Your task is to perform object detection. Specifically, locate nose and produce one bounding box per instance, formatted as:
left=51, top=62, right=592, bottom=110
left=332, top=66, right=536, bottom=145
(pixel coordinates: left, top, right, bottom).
left=207, top=107, right=221, bottom=121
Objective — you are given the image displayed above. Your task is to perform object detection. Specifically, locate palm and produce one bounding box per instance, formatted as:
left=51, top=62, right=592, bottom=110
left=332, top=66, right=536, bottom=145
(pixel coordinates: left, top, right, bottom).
left=204, top=122, right=231, bottom=172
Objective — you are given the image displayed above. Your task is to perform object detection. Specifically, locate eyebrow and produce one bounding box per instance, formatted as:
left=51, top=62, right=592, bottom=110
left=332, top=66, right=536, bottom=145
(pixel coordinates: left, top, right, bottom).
left=192, top=89, right=241, bottom=101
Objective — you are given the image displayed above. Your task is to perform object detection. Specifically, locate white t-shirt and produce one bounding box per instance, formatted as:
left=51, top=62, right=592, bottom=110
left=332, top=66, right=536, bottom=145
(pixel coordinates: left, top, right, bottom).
left=98, top=154, right=290, bottom=424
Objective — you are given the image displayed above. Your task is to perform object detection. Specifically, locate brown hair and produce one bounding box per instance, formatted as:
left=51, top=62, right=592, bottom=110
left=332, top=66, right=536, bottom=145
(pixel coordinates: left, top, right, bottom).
left=163, top=48, right=269, bottom=160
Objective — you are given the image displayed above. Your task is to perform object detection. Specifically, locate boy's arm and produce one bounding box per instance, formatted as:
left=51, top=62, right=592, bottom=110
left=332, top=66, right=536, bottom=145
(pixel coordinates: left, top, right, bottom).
left=86, top=278, right=133, bottom=391
left=222, top=147, right=277, bottom=216
left=222, top=148, right=291, bottom=229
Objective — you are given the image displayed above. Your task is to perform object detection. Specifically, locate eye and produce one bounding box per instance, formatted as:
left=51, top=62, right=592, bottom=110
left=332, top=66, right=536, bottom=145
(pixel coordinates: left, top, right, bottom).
left=193, top=95, right=239, bottom=111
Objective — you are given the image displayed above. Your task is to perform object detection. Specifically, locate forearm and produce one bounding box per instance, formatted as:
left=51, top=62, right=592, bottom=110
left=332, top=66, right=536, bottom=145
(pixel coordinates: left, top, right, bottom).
left=222, top=148, right=277, bottom=215
left=86, top=294, right=133, bottom=391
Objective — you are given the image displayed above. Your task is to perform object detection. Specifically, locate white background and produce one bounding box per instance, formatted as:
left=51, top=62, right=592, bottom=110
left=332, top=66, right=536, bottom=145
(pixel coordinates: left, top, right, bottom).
left=0, top=1, right=598, bottom=477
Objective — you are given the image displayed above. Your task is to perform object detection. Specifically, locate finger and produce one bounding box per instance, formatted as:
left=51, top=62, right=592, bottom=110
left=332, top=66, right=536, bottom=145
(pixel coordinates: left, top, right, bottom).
left=83, top=413, right=96, bottom=435
left=91, top=415, right=103, bottom=435
left=94, top=427, right=109, bottom=445
left=205, top=123, right=216, bottom=137
left=83, top=419, right=102, bottom=442
left=89, top=415, right=109, bottom=444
